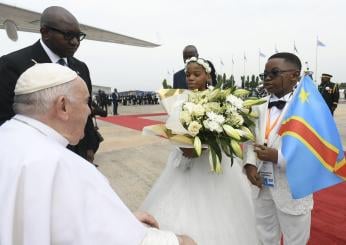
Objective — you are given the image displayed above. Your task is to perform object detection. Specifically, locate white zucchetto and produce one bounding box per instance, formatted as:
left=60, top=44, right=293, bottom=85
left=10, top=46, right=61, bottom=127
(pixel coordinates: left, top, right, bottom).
left=15, top=63, right=78, bottom=95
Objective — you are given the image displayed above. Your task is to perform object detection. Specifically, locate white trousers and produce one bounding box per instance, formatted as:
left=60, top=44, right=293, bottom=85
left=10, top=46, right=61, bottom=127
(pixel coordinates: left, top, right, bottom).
left=254, top=190, right=311, bottom=245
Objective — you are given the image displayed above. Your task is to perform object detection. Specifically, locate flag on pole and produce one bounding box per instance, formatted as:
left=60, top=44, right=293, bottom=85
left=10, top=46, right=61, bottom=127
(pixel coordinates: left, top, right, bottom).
left=243, top=53, right=247, bottom=62
left=278, top=75, right=346, bottom=199
left=220, top=59, right=224, bottom=66
left=259, top=50, right=266, bottom=58
left=293, top=41, right=298, bottom=53
left=317, top=39, right=326, bottom=47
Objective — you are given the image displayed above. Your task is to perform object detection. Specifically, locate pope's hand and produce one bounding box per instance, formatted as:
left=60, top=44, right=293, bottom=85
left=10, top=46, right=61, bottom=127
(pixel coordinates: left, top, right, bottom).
left=133, top=211, right=159, bottom=229
left=177, top=235, right=197, bottom=245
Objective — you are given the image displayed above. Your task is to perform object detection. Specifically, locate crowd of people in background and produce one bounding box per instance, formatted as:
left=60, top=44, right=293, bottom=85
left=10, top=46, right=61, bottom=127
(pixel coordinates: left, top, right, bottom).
left=93, top=89, right=159, bottom=115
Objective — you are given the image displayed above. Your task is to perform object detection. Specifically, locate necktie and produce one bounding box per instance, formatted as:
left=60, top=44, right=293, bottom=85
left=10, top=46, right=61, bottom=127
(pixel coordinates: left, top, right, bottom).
left=57, top=58, right=67, bottom=66
left=268, top=100, right=286, bottom=110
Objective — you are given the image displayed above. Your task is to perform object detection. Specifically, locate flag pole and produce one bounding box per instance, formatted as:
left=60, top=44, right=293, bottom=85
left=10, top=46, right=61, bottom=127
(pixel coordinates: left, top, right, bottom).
left=243, top=58, right=246, bottom=78
left=232, top=58, right=234, bottom=75
left=315, top=37, right=318, bottom=82
left=258, top=51, right=260, bottom=74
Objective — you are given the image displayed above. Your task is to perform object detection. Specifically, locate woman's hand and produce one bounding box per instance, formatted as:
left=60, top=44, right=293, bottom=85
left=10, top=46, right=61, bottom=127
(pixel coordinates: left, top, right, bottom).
left=180, top=148, right=198, bottom=158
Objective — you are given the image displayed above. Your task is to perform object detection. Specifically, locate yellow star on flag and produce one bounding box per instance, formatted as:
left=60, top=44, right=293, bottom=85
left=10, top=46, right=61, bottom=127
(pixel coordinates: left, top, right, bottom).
left=299, top=88, right=309, bottom=103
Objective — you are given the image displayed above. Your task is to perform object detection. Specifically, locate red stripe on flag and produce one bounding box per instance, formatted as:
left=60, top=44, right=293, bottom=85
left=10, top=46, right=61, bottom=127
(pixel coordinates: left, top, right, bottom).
left=279, top=118, right=338, bottom=168
left=335, top=165, right=346, bottom=177
left=335, top=158, right=346, bottom=178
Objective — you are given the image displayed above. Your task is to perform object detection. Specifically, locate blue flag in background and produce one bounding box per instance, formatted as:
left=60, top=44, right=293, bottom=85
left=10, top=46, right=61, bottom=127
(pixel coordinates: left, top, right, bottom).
left=278, top=76, right=345, bottom=199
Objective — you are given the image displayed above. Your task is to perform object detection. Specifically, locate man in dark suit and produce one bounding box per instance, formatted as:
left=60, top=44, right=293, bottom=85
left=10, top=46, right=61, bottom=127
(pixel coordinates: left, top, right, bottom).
left=111, top=88, right=119, bottom=115
left=0, top=6, right=99, bottom=163
left=173, top=45, right=199, bottom=89
left=318, top=73, right=339, bottom=116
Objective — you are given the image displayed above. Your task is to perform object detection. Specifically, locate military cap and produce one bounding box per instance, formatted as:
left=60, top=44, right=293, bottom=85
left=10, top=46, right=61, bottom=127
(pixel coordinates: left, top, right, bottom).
left=321, top=73, right=333, bottom=78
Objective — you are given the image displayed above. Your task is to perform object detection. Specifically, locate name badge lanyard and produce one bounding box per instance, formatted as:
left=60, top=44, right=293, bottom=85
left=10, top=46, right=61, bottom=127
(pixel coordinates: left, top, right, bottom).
left=264, top=108, right=283, bottom=145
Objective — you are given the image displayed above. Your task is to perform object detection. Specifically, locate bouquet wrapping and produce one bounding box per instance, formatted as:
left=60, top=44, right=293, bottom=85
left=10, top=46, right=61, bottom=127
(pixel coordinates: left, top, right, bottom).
left=143, top=87, right=265, bottom=173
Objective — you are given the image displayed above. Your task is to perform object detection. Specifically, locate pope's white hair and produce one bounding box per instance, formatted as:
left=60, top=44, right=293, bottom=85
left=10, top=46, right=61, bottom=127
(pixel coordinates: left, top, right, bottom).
left=13, top=79, right=78, bottom=116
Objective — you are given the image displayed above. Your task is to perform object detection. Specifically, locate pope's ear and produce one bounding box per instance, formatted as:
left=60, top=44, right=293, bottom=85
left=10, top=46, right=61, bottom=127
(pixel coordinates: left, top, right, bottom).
left=55, top=95, right=69, bottom=120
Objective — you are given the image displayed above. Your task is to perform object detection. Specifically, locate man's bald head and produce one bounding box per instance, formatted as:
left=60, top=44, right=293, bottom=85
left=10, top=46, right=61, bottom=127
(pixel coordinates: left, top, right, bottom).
left=40, top=6, right=79, bottom=28
left=183, top=45, right=198, bottom=63
left=40, top=6, right=82, bottom=57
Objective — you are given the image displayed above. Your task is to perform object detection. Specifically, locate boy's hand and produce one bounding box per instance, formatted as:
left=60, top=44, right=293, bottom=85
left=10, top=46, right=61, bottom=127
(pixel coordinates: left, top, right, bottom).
left=244, top=164, right=262, bottom=188
left=253, top=144, right=278, bottom=163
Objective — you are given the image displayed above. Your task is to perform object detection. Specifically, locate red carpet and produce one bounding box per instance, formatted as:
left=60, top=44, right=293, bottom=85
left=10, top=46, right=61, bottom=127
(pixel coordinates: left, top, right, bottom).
left=98, top=113, right=165, bottom=131
left=100, top=113, right=346, bottom=244
left=309, top=182, right=346, bottom=245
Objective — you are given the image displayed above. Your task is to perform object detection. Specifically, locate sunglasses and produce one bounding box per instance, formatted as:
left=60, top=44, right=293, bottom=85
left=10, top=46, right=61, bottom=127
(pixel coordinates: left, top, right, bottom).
left=259, top=69, right=297, bottom=80
left=46, top=26, right=86, bottom=41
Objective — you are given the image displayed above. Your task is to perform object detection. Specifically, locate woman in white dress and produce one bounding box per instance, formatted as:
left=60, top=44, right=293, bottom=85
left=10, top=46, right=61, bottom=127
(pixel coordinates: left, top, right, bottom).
left=140, top=58, right=259, bottom=244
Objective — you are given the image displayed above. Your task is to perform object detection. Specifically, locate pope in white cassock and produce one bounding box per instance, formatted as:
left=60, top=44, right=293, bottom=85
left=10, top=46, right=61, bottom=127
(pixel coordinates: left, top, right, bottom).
left=0, top=63, right=196, bottom=245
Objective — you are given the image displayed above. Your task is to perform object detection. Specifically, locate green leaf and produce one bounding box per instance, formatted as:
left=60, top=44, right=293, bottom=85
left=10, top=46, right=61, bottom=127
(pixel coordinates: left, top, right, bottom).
left=208, top=145, right=222, bottom=173
left=215, top=79, right=223, bottom=89
left=208, top=136, right=222, bottom=164
left=220, top=138, right=232, bottom=157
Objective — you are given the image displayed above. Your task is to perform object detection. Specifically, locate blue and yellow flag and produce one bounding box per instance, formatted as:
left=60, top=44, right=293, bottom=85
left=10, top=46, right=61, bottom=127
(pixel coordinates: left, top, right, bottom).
left=278, top=76, right=346, bottom=199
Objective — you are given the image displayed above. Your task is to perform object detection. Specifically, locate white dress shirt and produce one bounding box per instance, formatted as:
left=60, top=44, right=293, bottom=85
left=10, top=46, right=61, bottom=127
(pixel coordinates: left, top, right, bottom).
left=40, top=39, right=68, bottom=65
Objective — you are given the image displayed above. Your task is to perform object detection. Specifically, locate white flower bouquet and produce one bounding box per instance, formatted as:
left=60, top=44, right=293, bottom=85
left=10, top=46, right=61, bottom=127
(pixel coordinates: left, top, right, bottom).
left=144, top=87, right=265, bottom=173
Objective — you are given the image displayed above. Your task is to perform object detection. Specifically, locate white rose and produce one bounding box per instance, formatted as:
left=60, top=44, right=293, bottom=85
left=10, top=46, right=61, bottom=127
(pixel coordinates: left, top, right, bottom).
left=192, top=104, right=205, bottom=117
left=183, top=102, right=195, bottom=114
left=187, top=121, right=202, bottom=136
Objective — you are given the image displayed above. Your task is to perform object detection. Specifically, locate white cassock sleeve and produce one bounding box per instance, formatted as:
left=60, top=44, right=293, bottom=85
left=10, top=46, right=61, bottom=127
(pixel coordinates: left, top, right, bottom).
left=140, top=228, right=179, bottom=245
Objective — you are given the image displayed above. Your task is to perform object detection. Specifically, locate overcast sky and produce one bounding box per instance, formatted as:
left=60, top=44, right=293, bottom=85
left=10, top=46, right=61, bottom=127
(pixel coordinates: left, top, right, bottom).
left=1, top=0, right=346, bottom=91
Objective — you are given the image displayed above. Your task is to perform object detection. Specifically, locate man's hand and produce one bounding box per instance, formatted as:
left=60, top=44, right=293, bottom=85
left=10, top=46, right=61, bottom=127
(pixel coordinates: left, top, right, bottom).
left=253, top=144, right=278, bottom=163
left=177, top=235, right=197, bottom=245
left=86, top=149, right=95, bottom=163
left=133, top=211, right=159, bottom=229
left=244, top=164, right=262, bottom=188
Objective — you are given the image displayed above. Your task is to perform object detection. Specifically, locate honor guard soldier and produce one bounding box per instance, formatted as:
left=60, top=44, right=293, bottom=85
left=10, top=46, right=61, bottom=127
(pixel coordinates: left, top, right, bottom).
left=318, top=73, right=339, bottom=115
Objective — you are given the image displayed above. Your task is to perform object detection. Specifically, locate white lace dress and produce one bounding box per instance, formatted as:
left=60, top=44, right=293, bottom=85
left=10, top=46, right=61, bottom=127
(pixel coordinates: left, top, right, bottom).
left=140, top=148, right=259, bottom=245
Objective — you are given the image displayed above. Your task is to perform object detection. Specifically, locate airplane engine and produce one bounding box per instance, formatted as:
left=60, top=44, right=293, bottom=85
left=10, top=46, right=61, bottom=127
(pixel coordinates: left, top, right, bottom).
left=4, top=19, right=18, bottom=41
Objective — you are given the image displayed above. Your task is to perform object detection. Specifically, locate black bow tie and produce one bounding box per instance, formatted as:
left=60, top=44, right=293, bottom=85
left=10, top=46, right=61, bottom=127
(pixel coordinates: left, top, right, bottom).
left=57, top=58, right=67, bottom=66
left=268, top=100, right=286, bottom=109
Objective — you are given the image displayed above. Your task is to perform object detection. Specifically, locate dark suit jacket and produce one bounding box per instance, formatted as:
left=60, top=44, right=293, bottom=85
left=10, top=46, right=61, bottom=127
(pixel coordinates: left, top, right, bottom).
left=173, top=69, right=187, bottom=89
left=0, top=40, right=98, bottom=158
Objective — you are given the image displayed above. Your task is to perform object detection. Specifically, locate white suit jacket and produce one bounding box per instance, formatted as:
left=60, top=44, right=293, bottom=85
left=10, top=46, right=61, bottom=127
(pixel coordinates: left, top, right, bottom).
left=243, top=96, right=313, bottom=215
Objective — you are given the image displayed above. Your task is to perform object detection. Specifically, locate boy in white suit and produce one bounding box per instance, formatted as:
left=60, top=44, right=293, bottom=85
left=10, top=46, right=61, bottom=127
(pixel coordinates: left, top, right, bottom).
left=244, top=52, right=313, bottom=245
